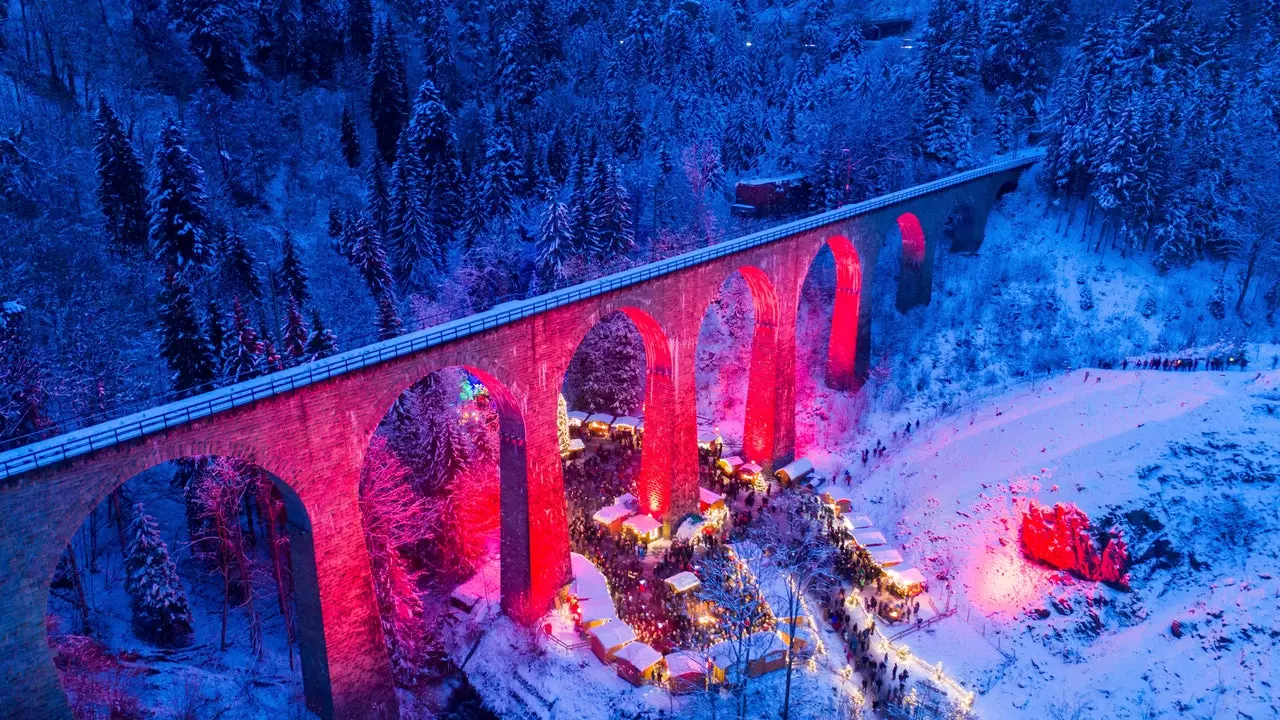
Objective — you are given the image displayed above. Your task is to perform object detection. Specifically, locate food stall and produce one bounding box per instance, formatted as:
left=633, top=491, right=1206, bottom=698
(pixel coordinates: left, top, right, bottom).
left=737, top=462, right=765, bottom=491
left=774, top=458, right=813, bottom=486
left=845, top=514, right=874, bottom=530
left=663, top=571, right=701, bottom=595
left=819, top=491, right=853, bottom=515
left=777, top=625, right=817, bottom=659
left=622, top=513, right=662, bottom=543
left=564, top=437, right=586, bottom=460
left=886, top=567, right=928, bottom=598
left=697, top=430, right=723, bottom=454
left=698, top=486, right=726, bottom=513
left=718, top=455, right=745, bottom=480
left=869, top=547, right=905, bottom=568
left=592, top=503, right=634, bottom=533
left=665, top=651, right=712, bottom=693
left=567, top=410, right=589, bottom=434
left=612, top=416, right=640, bottom=440
left=709, top=632, right=788, bottom=678
left=584, top=413, right=614, bottom=438
left=614, top=641, right=664, bottom=686
left=852, top=530, right=888, bottom=548
left=676, top=516, right=711, bottom=543
left=588, top=619, right=636, bottom=663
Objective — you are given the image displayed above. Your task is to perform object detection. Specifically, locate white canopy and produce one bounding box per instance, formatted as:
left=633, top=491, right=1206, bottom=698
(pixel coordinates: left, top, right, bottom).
left=775, top=458, right=813, bottom=483
left=613, top=415, right=640, bottom=429
left=616, top=493, right=639, bottom=511
left=665, top=651, right=709, bottom=678
left=623, top=514, right=662, bottom=537
left=588, top=620, right=636, bottom=652
left=567, top=411, right=589, bottom=423
left=614, top=641, right=663, bottom=673
left=853, top=530, right=888, bottom=547
left=740, top=462, right=763, bottom=475
left=697, top=430, right=721, bottom=445
left=847, top=514, right=874, bottom=529
left=593, top=504, right=633, bottom=527
left=586, top=413, right=615, bottom=425
left=664, top=571, right=701, bottom=594
left=699, top=487, right=725, bottom=507
left=578, top=595, right=617, bottom=626
left=567, top=438, right=586, bottom=452
left=721, top=455, right=745, bottom=470
left=676, top=517, right=707, bottom=541
left=888, top=567, right=927, bottom=588
left=869, top=548, right=905, bottom=568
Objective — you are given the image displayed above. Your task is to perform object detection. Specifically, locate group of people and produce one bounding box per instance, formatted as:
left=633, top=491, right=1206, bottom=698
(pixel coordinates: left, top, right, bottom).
left=1124, top=354, right=1249, bottom=371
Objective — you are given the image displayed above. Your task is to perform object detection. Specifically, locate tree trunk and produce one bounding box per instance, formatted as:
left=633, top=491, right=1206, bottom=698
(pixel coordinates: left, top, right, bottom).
left=1237, top=241, right=1260, bottom=313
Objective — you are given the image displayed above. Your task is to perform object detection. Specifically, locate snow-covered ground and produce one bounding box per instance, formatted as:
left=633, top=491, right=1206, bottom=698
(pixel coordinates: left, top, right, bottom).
left=812, top=361, right=1280, bottom=719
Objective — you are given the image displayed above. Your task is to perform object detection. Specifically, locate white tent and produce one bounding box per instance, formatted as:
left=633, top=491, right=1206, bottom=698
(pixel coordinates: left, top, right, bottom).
left=664, top=570, right=701, bottom=594
left=589, top=620, right=636, bottom=662
left=697, top=430, right=722, bottom=450
left=847, top=514, right=874, bottom=529
left=676, top=517, right=709, bottom=541
left=613, top=415, right=640, bottom=430
left=774, top=458, right=813, bottom=485
left=567, top=438, right=586, bottom=453
left=616, top=493, right=639, bottom=511
left=623, top=514, right=662, bottom=540
left=853, top=530, right=888, bottom=547
left=698, top=486, right=725, bottom=509
left=614, top=641, right=664, bottom=686
left=887, top=566, right=928, bottom=596
left=567, top=410, right=589, bottom=427
left=593, top=503, right=633, bottom=531
left=577, top=595, right=617, bottom=628
left=869, top=547, right=905, bottom=568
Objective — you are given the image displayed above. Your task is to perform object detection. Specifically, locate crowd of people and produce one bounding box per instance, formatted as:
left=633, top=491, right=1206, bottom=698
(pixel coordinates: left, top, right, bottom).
left=1124, top=354, right=1250, bottom=371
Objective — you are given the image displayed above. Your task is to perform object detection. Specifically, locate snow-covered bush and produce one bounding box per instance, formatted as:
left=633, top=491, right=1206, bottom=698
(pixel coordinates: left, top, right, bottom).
left=123, top=504, right=194, bottom=648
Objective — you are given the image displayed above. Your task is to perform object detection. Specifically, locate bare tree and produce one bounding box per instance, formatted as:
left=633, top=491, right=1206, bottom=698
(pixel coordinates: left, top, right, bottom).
left=694, top=545, right=773, bottom=720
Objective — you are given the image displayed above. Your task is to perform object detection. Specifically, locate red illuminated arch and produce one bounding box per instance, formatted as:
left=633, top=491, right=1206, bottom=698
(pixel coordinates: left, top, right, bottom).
left=615, top=308, right=675, bottom=519
left=826, top=235, right=863, bottom=390
left=898, top=213, right=926, bottom=266
left=736, top=267, right=780, bottom=466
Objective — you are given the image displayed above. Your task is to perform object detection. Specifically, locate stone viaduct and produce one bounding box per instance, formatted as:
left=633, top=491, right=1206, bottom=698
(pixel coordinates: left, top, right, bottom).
left=0, top=153, right=1039, bottom=720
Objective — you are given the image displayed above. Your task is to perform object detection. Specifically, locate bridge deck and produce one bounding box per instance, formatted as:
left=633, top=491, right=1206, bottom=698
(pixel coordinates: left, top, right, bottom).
left=0, top=151, right=1042, bottom=481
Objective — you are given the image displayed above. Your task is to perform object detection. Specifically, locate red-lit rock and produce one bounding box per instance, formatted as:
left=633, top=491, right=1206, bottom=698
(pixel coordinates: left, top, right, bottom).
left=1020, top=500, right=1130, bottom=589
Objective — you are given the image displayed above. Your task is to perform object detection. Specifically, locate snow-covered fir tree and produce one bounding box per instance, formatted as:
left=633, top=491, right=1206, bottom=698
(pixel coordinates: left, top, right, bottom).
left=276, top=231, right=309, bottom=307
left=158, top=269, right=216, bottom=396
left=149, top=120, right=213, bottom=270
left=535, top=200, right=573, bottom=290
left=387, top=134, right=438, bottom=290
left=93, top=95, right=149, bottom=256
left=0, top=301, right=48, bottom=444
left=223, top=300, right=264, bottom=383
left=340, top=106, right=362, bottom=169
left=218, top=226, right=263, bottom=302
left=281, top=299, right=309, bottom=365
left=368, top=19, right=409, bottom=164
left=123, top=505, right=194, bottom=647
left=305, top=309, right=338, bottom=360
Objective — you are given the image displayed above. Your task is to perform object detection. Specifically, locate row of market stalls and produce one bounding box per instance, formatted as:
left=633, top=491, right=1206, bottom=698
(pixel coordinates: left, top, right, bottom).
left=819, top=488, right=928, bottom=603
left=590, top=488, right=730, bottom=545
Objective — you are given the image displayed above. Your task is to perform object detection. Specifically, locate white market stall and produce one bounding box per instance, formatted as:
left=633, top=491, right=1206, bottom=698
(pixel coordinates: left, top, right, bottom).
left=588, top=619, right=636, bottom=663
left=665, top=651, right=711, bottom=693
left=614, top=641, right=664, bottom=686
left=852, top=530, right=888, bottom=547
left=592, top=503, right=634, bottom=533
left=567, top=410, right=589, bottom=432
left=886, top=566, right=928, bottom=597
left=585, top=413, right=615, bottom=438
left=869, top=547, right=905, bottom=568
left=612, top=416, right=641, bottom=439
left=664, top=571, right=701, bottom=595
left=622, top=513, right=662, bottom=542
left=774, top=458, right=813, bottom=486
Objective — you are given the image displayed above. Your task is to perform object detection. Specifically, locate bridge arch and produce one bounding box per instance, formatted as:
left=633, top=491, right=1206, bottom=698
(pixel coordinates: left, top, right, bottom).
left=898, top=212, right=926, bottom=266
left=825, top=236, right=864, bottom=391
left=38, top=444, right=366, bottom=720
left=360, top=362, right=560, bottom=625
left=695, top=267, right=781, bottom=468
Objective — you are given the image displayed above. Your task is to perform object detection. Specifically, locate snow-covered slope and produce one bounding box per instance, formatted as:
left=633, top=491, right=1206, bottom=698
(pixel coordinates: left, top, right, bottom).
left=814, top=362, right=1280, bottom=718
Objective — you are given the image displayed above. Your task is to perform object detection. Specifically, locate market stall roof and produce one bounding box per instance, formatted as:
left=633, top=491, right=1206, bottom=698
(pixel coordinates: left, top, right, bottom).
left=567, top=411, right=590, bottom=422
left=697, top=430, right=721, bottom=444
left=635, top=420, right=644, bottom=432
left=664, top=571, right=701, bottom=594
left=588, top=619, right=636, bottom=650
left=567, top=438, right=586, bottom=452
left=699, top=487, right=724, bottom=506
left=847, top=514, right=874, bottom=529
left=593, top=504, right=633, bottom=526
left=616, top=493, right=639, bottom=510
left=721, top=455, right=745, bottom=469
left=586, top=413, right=615, bottom=424
left=613, top=415, right=640, bottom=428
left=623, top=514, right=662, bottom=537
left=675, top=517, right=708, bottom=541
left=664, top=651, right=709, bottom=678
left=740, top=462, right=763, bottom=475
left=775, top=458, right=813, bottom=482
left=869, top=547, right=905, bottom=568
left=578, top=595, right=617, bottom=625
left=570, top=553, right=611, bottom=599
left=887, top=567, right=927, bottom=588
left=614, top=641, right=663, bottom=673
left=853, top=530, right=888, bottom=547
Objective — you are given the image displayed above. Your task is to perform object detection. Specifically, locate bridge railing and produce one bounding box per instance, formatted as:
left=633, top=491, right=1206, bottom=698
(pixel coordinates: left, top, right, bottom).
left=0, top=151, right=1042, bottom=481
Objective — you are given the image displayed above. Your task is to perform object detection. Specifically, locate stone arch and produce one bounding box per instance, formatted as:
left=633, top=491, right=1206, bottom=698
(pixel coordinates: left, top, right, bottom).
left=897, top=212, right=926, bottom=266
left=38, top=443, right=354, bottom=720
left=997, top=178, right=1019, bottom=198
left=359, top=362, right=560, bottom=623
left=824, top=236, right=864, bottom=390
left=895, top=211, right=932, bottom=311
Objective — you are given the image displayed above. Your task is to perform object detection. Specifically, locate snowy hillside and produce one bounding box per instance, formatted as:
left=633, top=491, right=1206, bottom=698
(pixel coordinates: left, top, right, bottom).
left=811, top=362, right=1280, bottom=719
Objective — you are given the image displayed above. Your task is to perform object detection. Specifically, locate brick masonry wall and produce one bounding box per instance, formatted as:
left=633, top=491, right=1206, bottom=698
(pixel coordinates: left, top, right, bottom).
left=0, top=166, right=1026, bottom=720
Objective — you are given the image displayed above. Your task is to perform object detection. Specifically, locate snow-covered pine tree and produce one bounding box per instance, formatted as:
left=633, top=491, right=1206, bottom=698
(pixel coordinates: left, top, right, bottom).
left=276, top=231, right=309, bottom=307
left=123, top=505, right=194, bottom=647
left=497, top=17, right=538, bottom=106
left=917, top=0, right=980, bottom=167
left=387, top=133, right=437, bottom=290
left=341, top=106, right=362, bottom=169
left=205, top=300, right=228, bottom=382
left=405, top=78, right=463, bottom=244
left=93, top=94, right=149, bottom=256
left=149, top=119, right=214, bottom=270
left=218, top=226, right=263, bottom=302
left=364, top=155, right=392, bottom=246
left=281, top=299, right=309, bottom=366
left=346, top=0, right=374, bottom=56
left=305, top=309, right=338, bottom=359
left=479, top=108, right=522, bottom=227
left=158, top=269, right=216, bottom=397
left=535, top=200, right=573, bottom=289
left=374, top=291, right=403, bottom=340
left=0, top=301, right=49, bottom=443
left=224, top=300, right=265, bottom=383
left=369, top=19, right=409, bottom=164
left=348, top=215, right=396, bottom=298
left=417, top=0, right=458, bottom=101
left=259, top=322, right=284, bottom=372
left=587, top=160, right=634, bottom=258
left=297, top=0, right=342, bottom=84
